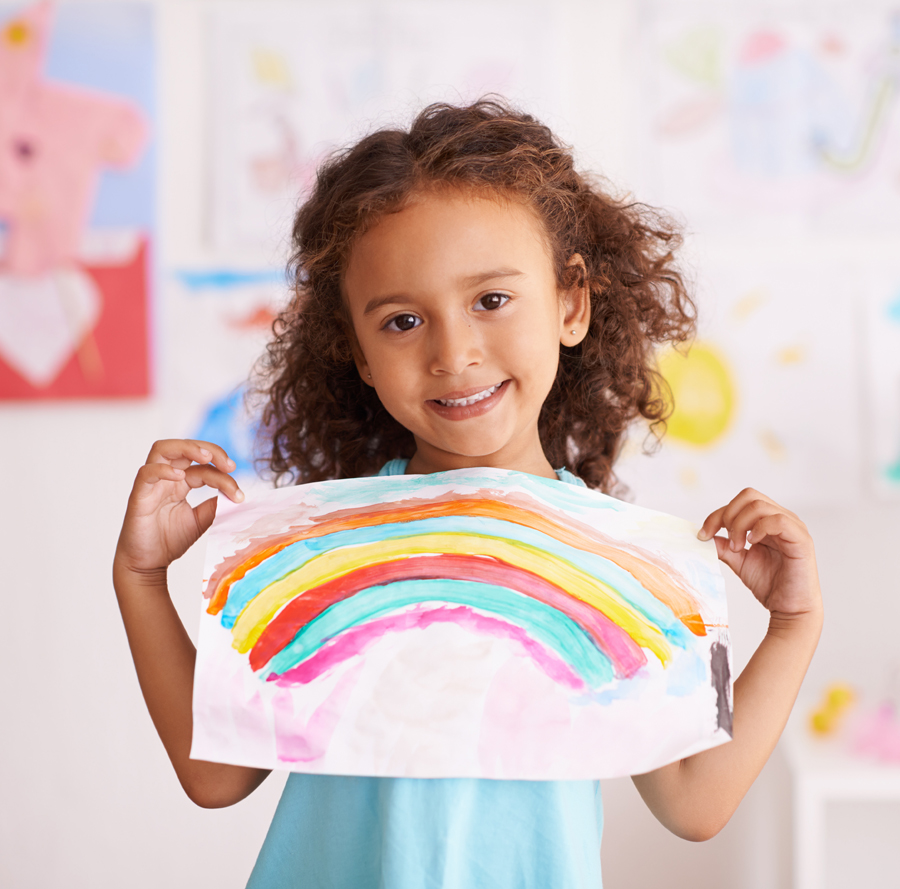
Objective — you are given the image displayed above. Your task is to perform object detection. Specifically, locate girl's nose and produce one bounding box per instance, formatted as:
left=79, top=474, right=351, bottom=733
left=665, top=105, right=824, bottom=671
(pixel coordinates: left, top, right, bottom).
left=428, top=316, right=482, bottom=376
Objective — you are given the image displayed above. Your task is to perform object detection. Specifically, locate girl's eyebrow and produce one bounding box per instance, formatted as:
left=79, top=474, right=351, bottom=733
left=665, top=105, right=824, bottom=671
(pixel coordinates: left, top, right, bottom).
left=460, top=267, right=525, bottom=287
left=363, top=294, right=413, bottom=316
left=363, top=269, right=525, bottom=316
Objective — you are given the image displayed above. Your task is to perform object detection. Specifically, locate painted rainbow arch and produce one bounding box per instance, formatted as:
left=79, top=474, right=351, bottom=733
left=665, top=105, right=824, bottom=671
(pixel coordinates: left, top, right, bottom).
left=205, top=495, right=709, bottom=693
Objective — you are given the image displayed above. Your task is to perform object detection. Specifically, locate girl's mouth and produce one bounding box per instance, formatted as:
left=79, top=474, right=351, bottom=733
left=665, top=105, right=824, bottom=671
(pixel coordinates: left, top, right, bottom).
left=435, top=383, right=501, bottom=407
left=427, top=380, right=509, bottom=419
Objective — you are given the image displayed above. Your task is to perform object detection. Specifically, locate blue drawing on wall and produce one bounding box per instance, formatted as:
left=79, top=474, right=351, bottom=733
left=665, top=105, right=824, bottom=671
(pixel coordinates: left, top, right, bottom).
left=194, top=385, right=261, bottom=478
left=886, top=288, right=900, bottom=324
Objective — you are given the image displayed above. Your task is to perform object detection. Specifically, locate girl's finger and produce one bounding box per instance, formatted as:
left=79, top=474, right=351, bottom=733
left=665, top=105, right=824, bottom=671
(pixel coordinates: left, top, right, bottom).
left=184, top=439, right=237, bottom=472
left=697, top=505, right=726, bottom=540
left=746, top=513, right=812, bottom=557
left=147, top=438, right=214, bottom=469
left=699, top=488, right=762, bottom=539
left=717, top=488, right=771, bottom=535
left=713, top=533, right=746, bottom=575
left=183, top=463, right=245, bottom=502
left=193, top=494, right=219, bottom=535
left=722, top=487, right=805, bottom=530
left=128, top=463, right=186, bottom=508
left=135, top=461, right=186, bottom=488
left=146, top=439, right=237, bottom=474
left=724, top=499, right=786, bottom=552
left=698, top=487, right=800, bottom=541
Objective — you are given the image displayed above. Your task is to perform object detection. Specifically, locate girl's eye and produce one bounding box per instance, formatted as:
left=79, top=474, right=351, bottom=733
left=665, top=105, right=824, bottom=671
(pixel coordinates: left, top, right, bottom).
left=385, top=313, right=421, bottom=332
left=474, top=292, right=509, bottom=311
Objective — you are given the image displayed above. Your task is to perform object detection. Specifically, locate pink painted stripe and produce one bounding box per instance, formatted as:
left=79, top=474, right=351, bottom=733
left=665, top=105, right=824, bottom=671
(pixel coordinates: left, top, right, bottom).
left=268, top=604, right=587, bottom=691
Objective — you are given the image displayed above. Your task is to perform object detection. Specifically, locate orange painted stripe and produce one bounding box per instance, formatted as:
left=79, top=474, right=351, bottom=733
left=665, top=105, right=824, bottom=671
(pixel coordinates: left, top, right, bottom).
left=207, top=497, right=705, bottom=636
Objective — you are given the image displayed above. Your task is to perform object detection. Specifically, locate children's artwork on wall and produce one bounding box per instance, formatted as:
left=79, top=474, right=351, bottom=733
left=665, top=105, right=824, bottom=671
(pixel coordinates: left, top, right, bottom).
left=863, top=274, right=900, bottom=499
left=192, top=468, right=731, bottom=780
left=208, top=0, right=564, bottom=251
left=0, top=1, right=154, bottom=399
left=614, top=262, right=862, bottom=515
left=164, top=268, right=287, bottom=484
left=638, top=3, right=900, bottom=236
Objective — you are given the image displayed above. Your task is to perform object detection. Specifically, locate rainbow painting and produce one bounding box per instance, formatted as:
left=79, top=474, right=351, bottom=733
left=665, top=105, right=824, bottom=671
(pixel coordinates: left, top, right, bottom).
left=191, top=468, right=732, bottom=779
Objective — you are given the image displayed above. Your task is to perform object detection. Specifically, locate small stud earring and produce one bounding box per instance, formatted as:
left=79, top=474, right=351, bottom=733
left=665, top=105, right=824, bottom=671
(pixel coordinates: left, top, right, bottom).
left=570, top=329, right=577, bottom=335
left=367, top=373, right=372, bottom=379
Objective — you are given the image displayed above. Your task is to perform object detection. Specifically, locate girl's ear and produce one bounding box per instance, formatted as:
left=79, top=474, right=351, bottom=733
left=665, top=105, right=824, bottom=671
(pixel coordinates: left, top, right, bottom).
left=351, top=343, right=374, bottom=386
left=559, top=253, right=590, bottom=346
left=342, top=318, right=375, bottom=386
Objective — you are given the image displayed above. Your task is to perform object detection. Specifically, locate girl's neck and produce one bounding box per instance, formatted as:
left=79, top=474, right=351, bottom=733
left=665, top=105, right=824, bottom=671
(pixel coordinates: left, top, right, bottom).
left=405, top=439, right=558, bottom=479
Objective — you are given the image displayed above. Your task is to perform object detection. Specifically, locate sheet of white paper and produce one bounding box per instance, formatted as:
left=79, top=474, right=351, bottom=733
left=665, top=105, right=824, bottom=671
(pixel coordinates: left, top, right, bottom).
left=192, top=467, right=731, bottom=780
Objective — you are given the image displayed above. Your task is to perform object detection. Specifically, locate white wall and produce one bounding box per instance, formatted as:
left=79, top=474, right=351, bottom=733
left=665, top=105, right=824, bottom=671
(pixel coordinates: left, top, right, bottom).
left=2, top=1, right=899, bottom=887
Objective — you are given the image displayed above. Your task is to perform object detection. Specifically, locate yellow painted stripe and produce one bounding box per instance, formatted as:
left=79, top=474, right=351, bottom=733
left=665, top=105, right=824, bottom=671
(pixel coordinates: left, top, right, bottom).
left=230, top=532, right=672, bottom=664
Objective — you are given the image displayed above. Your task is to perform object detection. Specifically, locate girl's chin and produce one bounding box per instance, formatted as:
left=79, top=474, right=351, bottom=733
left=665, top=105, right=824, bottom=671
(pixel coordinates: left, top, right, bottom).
left=411, top=445, right=509, bottom=470
left=410, top=431, right=532, bottom=473
left=408, top=441, right=556, bottom=479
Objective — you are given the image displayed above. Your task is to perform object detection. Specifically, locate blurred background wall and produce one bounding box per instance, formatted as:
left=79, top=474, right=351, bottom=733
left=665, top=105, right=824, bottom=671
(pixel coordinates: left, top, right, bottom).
left=2, top=0, right=899, bottom=886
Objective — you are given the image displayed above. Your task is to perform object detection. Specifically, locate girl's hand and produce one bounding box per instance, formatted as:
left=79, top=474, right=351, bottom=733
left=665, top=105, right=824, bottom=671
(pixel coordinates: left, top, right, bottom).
left=115, top=439, right=244, bottom=576
left=639, top=489, right=823, bottom=839
left=698, top=488, right=822, bottom=620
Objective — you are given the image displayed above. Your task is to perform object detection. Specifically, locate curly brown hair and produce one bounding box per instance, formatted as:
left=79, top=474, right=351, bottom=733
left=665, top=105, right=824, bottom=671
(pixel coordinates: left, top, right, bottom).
left=256, top=98, right=696, bottom=492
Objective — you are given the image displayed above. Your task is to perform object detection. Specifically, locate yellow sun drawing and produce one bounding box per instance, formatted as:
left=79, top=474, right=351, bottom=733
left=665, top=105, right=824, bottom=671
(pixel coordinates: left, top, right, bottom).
left=658, top=342, right=736, bottom=447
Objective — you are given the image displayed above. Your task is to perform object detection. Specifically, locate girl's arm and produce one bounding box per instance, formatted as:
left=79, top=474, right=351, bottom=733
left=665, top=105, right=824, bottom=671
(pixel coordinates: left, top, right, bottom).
left=113, top=439, right=270, bottom=808
left=632, top=488, right=823, bottom=842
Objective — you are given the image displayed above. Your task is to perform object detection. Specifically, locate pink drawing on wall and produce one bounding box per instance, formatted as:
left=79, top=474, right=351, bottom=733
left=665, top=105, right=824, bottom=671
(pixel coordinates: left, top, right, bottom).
left=0, top=1, right=151, bottom=397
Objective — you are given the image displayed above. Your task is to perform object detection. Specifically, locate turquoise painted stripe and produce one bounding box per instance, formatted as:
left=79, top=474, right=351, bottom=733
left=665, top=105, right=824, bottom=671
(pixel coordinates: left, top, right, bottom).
left=262, top=578, right=614, bottom=688
left=223, top=516, right=688, bottom=645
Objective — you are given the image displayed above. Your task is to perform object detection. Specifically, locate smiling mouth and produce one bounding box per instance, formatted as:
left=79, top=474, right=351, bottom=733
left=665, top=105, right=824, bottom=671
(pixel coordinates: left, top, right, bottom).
left=433, top=383, right=502, bottom=408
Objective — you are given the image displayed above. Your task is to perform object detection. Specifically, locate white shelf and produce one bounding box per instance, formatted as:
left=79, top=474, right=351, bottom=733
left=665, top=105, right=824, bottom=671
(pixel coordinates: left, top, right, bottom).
left=782, top=715, right=900, bottom=889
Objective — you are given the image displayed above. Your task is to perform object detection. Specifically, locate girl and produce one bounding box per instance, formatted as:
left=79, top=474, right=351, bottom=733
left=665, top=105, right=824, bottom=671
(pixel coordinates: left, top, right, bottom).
left=114, top=100, right=823, bottom=888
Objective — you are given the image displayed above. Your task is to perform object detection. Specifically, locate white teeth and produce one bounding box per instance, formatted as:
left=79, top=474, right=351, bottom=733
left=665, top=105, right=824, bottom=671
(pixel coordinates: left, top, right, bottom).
left=436, top=383, right=500, bottom=407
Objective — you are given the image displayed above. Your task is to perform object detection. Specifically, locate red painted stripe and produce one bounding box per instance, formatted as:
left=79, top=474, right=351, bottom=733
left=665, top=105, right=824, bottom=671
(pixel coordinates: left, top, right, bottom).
left=249, top=553, right=646, bottom=677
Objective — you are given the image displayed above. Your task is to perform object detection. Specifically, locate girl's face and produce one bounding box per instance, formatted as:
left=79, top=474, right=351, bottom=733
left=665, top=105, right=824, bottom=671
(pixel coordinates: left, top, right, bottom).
left=344, top=189, right=588, bottom=478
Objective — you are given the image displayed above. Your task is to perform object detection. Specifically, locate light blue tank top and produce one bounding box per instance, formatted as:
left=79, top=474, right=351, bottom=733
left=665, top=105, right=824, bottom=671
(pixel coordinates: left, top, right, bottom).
left=247, top=462, right=604, bottom=889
